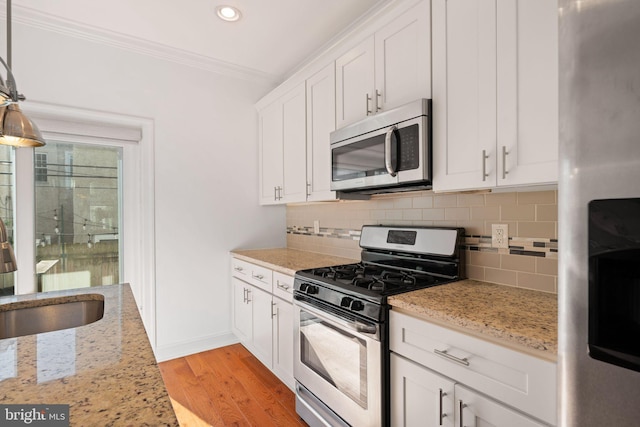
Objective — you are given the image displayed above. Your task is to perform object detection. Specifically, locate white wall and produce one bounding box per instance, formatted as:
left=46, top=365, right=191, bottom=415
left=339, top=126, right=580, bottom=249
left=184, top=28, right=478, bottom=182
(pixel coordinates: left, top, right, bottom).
left=10, top=23, right=286, bottom=361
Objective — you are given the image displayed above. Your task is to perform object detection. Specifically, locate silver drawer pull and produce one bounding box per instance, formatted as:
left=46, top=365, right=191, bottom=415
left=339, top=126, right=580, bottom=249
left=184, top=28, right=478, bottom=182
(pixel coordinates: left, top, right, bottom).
left=234, top=266, right=244, bottom=272
left=252, top=274, right=264, bottom=280
left=434, top=349, right=469, bottom=366
left=459, top=400, right=467, bottom=427
left=439, top=389, right=447, bottom=425
left=277, top=283, right=290, bottom=291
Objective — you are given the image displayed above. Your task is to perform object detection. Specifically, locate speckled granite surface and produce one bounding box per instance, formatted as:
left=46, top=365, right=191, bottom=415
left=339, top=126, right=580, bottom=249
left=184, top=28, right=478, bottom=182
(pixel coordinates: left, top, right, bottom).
left=231, top=248, right=357, bottom=276
left=389, top=279, right=558, bottom=360
left=0, top=283, right=178, bottom=426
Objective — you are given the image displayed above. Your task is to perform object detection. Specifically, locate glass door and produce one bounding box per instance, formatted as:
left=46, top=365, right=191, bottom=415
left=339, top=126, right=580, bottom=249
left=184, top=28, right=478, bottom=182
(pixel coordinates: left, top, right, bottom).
left=34, top=141, right=122, bottom=292
left=0, top=146, right=14, bottom=296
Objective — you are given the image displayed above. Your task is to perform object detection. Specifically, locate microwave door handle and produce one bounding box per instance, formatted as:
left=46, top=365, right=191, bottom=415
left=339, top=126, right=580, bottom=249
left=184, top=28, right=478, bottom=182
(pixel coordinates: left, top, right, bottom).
left=384, top=125, right=398, bottom=177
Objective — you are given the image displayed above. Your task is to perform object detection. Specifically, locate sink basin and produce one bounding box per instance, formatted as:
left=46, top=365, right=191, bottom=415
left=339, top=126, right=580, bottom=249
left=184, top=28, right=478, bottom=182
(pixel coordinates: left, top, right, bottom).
left=0, top=295, right=105, bottom=339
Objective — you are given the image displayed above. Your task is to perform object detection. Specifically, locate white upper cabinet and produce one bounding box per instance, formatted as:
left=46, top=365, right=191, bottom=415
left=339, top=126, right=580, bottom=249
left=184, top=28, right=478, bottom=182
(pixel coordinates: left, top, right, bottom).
left=281, top=85, right=307, bottom=203
left=336, top=0, right=431, bottom=129
left=335, top=36, right=375, bottom=129
left=258, top=82, right=307, bottom=205
left=432, top=0, right=558, bottom=192
left=495, top=0, right=558, bottom=187
left=374, top=0, right=431, bottom=112
left=259, top=100, right=284, bottom=205
left=306, top=63, right=337, bottom=201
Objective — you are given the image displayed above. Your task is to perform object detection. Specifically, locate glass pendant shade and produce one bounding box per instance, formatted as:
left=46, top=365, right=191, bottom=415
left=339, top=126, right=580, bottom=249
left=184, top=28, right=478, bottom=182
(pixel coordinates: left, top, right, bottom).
left=0, top=217, right=17, bottom=273
left=0, top=104, right=45, bottom=147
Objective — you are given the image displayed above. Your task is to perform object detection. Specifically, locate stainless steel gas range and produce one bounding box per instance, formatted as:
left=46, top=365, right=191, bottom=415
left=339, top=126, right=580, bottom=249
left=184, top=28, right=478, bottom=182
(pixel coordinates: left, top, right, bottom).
left=293, top=225, right=465, bottom=427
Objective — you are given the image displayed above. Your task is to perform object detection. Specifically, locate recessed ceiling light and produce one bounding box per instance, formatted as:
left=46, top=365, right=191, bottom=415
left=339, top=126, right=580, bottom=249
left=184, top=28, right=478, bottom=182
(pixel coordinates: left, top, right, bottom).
left=216, top=5, right=241, bottom=22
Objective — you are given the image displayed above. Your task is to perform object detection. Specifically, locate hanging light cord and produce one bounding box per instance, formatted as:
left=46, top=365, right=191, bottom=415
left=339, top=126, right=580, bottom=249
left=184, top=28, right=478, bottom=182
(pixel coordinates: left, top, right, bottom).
left=6, top=0, right=11, bottom=69
left=2, top=0, right=22, bottom=103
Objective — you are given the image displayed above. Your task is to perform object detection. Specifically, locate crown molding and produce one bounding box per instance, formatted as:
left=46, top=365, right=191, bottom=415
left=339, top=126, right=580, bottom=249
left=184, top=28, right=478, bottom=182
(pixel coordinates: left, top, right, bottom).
left=5, top=5, right=279, bottom=84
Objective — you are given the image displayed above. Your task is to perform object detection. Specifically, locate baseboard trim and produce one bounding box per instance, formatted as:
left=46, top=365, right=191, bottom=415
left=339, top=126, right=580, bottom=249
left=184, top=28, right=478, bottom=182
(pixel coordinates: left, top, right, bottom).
left=155, top=332, right=239, bottom=362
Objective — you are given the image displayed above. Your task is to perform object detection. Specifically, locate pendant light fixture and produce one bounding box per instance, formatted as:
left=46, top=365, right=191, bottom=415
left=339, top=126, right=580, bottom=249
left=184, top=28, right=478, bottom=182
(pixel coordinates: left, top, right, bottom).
left=0, top=0, right=46, bottom=276
left=0, top=0, right=45, bottom=147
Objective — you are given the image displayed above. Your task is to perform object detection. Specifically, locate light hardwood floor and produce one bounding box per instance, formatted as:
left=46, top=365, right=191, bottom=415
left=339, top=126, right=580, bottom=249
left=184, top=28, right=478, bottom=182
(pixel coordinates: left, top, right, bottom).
left=158, top=343, right=308, bottom=427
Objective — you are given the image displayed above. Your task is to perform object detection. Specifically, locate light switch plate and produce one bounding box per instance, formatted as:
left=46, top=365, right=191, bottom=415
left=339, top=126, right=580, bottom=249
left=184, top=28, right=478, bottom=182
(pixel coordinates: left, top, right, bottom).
left=492, top=224, right=509, bottom=248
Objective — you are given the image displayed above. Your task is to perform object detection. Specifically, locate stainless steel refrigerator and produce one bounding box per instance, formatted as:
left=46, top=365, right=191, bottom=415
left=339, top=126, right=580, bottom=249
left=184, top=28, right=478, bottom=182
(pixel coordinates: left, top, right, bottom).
left=559, top=1, right=640, bottom=426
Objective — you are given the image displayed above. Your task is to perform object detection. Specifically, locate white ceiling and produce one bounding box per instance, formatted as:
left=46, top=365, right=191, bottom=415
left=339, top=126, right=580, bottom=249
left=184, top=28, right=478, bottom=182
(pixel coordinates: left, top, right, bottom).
left=11, top=0, right=388, bottom=82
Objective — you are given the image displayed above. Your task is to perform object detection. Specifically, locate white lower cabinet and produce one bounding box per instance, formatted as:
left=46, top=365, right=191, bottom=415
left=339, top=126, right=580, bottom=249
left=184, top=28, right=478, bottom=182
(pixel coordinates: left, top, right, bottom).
left=231, top=277, right=273, bottom=368
left=272, top=295, right=294, bottom=390
left=391, top=353, right=455, bottom=427
left=456, top=384, right=547, bottom=427
left=231, top=258, right=295, bottom=390
left=390, top=310, right=556, bottom=426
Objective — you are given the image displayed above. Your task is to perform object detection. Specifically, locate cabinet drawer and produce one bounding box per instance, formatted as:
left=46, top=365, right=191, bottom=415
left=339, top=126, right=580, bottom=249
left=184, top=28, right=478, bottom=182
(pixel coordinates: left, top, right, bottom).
left=231, top=258, right=273, bottom=293
left=389, top=310, right=556, bottom=425
left=273, top=272, right=294, bottom=303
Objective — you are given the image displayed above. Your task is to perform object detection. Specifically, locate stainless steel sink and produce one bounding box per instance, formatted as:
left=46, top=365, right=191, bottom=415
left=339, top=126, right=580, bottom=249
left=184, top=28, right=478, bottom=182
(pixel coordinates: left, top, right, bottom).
left=0, top=295, right=105, bottom=339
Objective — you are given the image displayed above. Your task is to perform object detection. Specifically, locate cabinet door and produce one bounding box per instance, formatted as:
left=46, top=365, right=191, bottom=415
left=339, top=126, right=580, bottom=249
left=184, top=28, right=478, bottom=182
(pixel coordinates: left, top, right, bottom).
left=432, top=0, right=497, bottom=192
left=391, top=353, right=455, bottom=427
left=272, top=296, right=294, bottom=390
left=249, top=285, right=273, bottom=368
left=496, top=0, right=558, bottom=186
left=456, top=385, right=547, bottom=427
left=374, top=0, right=431, bottom=112
left=232, top=277, right=252, bottom=343
left=335, top=36, right=375, bottom=129
left=258, top=100, right=283, bottom=204
left=306, top=63, right=337, bottom=202
left=281, top=84, right=307, bottom=203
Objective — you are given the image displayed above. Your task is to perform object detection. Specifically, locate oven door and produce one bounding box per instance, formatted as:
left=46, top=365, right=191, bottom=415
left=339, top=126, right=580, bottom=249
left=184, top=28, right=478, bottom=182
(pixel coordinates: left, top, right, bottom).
left=293, top=295, right=382, bottom=427
left=330, top=115, right=428, bottom=192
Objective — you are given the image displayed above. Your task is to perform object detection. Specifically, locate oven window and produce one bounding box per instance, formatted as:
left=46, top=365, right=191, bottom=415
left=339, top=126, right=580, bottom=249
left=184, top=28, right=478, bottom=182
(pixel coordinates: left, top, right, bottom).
left=299, top=310, right=368, bottom=408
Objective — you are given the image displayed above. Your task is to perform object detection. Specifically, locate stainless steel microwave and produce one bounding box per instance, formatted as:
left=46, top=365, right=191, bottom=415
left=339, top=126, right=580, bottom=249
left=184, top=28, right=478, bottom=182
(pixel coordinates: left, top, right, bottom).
left=330, top=99, right=432, bottom=194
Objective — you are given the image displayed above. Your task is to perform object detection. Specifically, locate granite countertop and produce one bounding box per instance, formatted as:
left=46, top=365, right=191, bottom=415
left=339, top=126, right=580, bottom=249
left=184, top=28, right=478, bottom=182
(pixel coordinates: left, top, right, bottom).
left=0, top=283, right=178, bottom=426
left=231, top=248, right=357, bottom=276
left=389, top=279, right=558, bottom=361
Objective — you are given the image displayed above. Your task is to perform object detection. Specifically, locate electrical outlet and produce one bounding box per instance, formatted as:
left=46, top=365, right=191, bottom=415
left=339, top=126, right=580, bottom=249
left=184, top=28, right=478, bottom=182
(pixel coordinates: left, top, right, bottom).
left=492, top=224, right=509, bottom=248
left=313, top=220, right=320, bottom=234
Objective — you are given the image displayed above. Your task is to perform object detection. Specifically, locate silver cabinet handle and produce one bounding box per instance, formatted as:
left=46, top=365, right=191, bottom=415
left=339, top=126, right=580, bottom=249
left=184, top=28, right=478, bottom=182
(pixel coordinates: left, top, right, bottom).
left=245, top=288, right=251, bottom=303
left=234, top=266, right=244, bottom=272
left=439, top=389, right=447, bottom=425
left=243, top=288, right=247, bottom=303
left=306, top=182, right=311, bottom=197
left=375, top=89, right=382, bottom=112
left=271, top=302, right=277, bottom=318
left=502, top=145, right=509, bottom=179
left=459, top=400, right=466, bottom=427
left=366, top=93, right=372, bottom=115
left=384, top=125, right=398, bottom=177
left=482, top=150, right=489, bottom=181
left=434, top=348, right=469, bottom=366
left=277, top=282, right=290, bottom=291
left=274, top=186, right=278, bottom=201
left=252, top=273, right=264, bottom=280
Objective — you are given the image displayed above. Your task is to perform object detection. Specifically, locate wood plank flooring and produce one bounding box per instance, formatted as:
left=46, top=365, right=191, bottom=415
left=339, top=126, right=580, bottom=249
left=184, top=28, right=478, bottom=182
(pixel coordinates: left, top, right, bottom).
left=158, top=343, right=308, bottom=427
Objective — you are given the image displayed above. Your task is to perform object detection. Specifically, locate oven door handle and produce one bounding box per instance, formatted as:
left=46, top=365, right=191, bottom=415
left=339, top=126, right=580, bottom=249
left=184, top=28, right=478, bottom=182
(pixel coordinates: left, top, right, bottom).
left=384, top=125, right=398, bottom=177
left=294, top=297, right=380, bottom=341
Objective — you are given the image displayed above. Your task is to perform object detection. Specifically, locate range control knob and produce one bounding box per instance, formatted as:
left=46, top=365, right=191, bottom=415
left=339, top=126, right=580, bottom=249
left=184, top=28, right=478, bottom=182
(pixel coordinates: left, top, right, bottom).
left=340, top=297, right=353, bottom=308
left=349, top=300, right=365, bottom=311
left=300, top=283, right=318, bottom=294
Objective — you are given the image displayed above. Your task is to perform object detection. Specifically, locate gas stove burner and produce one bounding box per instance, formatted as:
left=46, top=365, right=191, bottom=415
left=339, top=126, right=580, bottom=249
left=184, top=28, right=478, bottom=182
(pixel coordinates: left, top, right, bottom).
left=352, top=276, right=387, bottom=291
left=380, top=271, right=417, bottom=286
